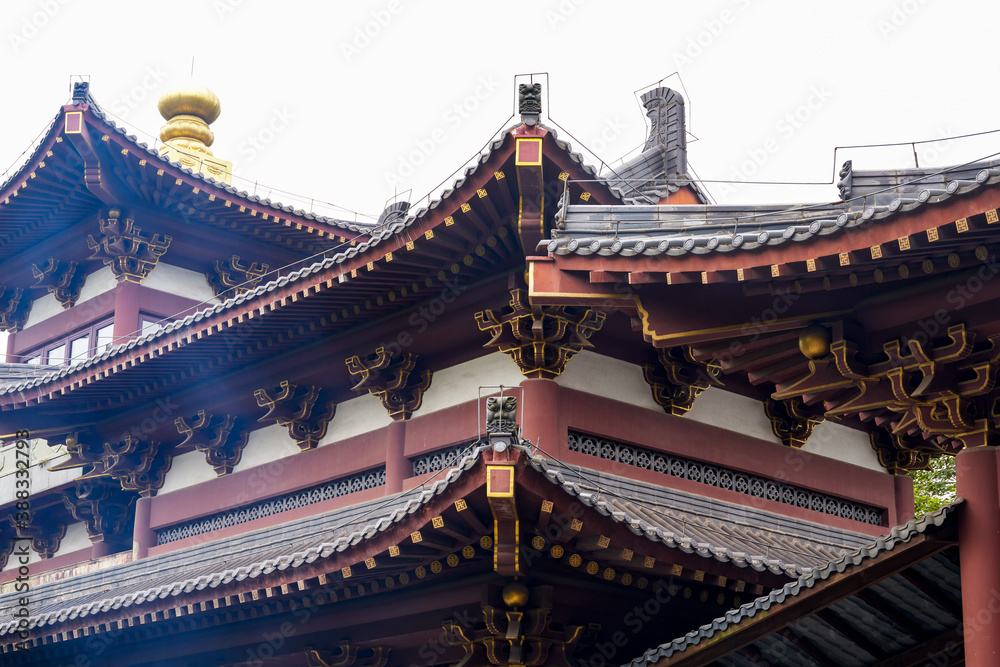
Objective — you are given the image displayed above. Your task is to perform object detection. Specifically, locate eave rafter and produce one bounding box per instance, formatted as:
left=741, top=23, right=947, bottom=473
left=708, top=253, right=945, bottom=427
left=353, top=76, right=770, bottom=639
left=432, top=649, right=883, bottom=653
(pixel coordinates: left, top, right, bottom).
left=527, top=184, right=1000, bottom=471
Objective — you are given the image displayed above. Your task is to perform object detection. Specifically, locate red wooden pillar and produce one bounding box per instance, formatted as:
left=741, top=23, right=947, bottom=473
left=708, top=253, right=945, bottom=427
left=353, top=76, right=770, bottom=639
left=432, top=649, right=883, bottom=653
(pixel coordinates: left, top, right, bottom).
left=519, top=379, right=560, bottom=457
left=112, top=281, right=141, bottom=343
left=893, top=474, right=915, bottom=526
left=132, top=496, right=156, bottom=560
left=957, top=447, right=1000, bottom=665
left=384, top=420, right=408, bottom=494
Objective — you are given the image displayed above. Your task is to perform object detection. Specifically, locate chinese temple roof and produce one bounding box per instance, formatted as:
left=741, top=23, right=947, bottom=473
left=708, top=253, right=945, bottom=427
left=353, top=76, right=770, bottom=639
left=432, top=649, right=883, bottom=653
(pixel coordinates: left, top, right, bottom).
left=627, top=501, right=961, bottom=666
left=547, top=160, right=1000, bottom=258
left=0, top=447, right=873, bottom=642
left=0, top=82, right=371, bottom=265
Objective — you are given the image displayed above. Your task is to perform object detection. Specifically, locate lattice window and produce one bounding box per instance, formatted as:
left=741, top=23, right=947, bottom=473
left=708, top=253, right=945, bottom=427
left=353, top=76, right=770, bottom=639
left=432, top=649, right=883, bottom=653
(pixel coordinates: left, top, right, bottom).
left=156, top=467, right=386, bottom=545
left=411, top=442, right=479, bottom=477
left=567, top=432, right=884, bottom=526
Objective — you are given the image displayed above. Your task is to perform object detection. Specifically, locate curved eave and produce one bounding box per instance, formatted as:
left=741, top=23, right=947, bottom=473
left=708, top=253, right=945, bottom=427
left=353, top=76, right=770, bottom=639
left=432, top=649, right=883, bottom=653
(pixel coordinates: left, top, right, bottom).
left=627, top=501, right=961, bottom=667
left=0, top=118, right=631, bottom=409
left=0, top=447, right=486, bottom=642
left=0, top=101, right=374, bottom=261
left=542, top=164, right=1000, bottom=282
left=0, top=134, right=524, bottom=408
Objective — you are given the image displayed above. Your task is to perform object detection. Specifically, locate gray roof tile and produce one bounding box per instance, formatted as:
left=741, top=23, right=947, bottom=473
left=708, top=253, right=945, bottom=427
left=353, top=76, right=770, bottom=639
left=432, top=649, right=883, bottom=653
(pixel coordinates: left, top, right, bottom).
left=625, top=500, right=961, bottom=667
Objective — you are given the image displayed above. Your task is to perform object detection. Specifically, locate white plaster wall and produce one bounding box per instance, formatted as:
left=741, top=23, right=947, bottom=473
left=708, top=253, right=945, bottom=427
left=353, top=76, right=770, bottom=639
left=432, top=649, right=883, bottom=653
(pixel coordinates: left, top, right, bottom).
left=418, top=352, right=525, bottom=416
left=802, top=420, right=883, bottom=472
left=0, top=522, right=90, bottom=573
left=685, top=386, right=781, bottom=444
left=76, top=266, right=117, bottom=304
left=51, top=522, right=91, bottom=558
left=3, top=539, right=40, bottom=570
left=143, top=262, right=219, bottom=305
left=0, top=440, right=77, bottom=500
left=318, top=394, right=394, bottom=446
left=23, top=267, right=119, bottom=330
left=555, top=350, right=663, bottom=412
left=158, top=449, right=219, bottom=494
left=23, top=292, right=63, bottom=329
left=231, top=423, right=301, bottom=474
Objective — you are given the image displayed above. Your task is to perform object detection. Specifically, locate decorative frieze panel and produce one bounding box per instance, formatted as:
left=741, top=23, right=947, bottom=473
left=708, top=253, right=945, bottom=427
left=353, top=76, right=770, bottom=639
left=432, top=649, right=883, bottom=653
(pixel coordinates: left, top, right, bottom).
left=764, top=397, right=825, bottom=448
left=155, top=467, right=385, bottom=545
left=567, top=432, right=884, bottom=526
left=205, top=255, right=269, bottom=299
left=0, top=286, right=30, bottom=332
left=643, top=346, right=723, bottom=416
left=254, top=382, right=337, bottom=451
left=62, top=479, right=137, bottom=546
left=345, top=348, right=432, bottom=420
left=31, top=258, right=84, bottom=309
left=476, top=288, right=605, bottom=378
left=774, top=323, right=1000, bottom=468
left=87, top=208, right=171, bottom=283
left=175, top=410, right=249, bottom=475
left=412, top=442, right=482, bottom=477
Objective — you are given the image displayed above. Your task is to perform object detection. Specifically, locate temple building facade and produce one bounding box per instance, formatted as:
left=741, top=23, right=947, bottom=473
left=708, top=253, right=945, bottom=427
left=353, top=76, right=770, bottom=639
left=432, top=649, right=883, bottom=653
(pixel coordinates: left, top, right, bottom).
left=0, top=78, right=993, bottom=666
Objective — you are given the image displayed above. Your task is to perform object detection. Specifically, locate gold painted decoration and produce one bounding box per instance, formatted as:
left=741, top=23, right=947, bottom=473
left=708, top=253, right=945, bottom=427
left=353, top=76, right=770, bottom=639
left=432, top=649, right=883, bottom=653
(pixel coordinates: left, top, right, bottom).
left=156, top=82, right=232, bottom=183
left=175, top=411, right=248, bottom=475
left=205, top=256, right=269, bottom=298
left=774, top=324, right=1000, bottom=470
left=87, top=209, right=172, bottom=284
left=51, top=434, right=173, bottom=498
left=305, top=642, right=390, bottom=667
left=764, top=397, right=825, bottom=448
left=62, top=479, right=137, bottom=545
left=345, top=348, right=432, bottom=421
left=31, top=258, right=84, bottom=309
left=642, top=346, right=723, bottom=417
left=486, top=463, right=520, bottom=576
left=254, top=381, right=337, bottom=451
left=442, top=582, right=596, bottom=667
left=8, top=515, right=66, bottom=559
left=476, top=288, right=605, bottom=378
left=0, top=286, right=30, bottom=333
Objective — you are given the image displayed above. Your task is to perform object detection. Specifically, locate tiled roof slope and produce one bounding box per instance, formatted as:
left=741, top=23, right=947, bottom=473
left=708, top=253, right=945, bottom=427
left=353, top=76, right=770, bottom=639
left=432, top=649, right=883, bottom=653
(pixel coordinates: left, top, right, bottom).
left=0, top=117, right=620, bottom=398
left=547, top=159, right=1000, bottom=257
left=625, top=501, right=961, bottom=667
left=529, top=456, right=873, bottom=577
left=0, top=446, right=485, bottom=638
left=0, top=446, right=875, bottom=638
left=57, top=84, right=370, bottom=234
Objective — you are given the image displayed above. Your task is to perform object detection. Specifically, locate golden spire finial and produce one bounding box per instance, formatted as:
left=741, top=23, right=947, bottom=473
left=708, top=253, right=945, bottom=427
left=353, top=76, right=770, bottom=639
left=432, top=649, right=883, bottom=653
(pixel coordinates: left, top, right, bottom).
left=156, top=75, right=232, bottom=184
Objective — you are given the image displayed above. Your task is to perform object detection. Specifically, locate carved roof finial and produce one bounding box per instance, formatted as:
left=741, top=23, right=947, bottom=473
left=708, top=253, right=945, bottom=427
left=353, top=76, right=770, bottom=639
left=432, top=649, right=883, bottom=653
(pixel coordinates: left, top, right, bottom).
left=519, top=82, right=542, bottom=126
left=640, top=87, right=687, bottom=176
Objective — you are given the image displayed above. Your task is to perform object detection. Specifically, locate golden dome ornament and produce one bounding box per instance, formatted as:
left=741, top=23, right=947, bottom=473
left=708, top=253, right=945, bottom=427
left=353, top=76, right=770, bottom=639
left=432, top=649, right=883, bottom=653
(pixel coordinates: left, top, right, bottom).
left=501, top=581, right=530, bottom=608
left=798, top=323, right=832, bottom=360
left=155, top=79, right=232, bottom=184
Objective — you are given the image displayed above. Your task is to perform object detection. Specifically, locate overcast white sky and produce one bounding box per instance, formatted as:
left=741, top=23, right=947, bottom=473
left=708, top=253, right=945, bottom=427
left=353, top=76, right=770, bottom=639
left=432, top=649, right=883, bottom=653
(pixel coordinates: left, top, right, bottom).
left=2, top=0, right=999, bottom=219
